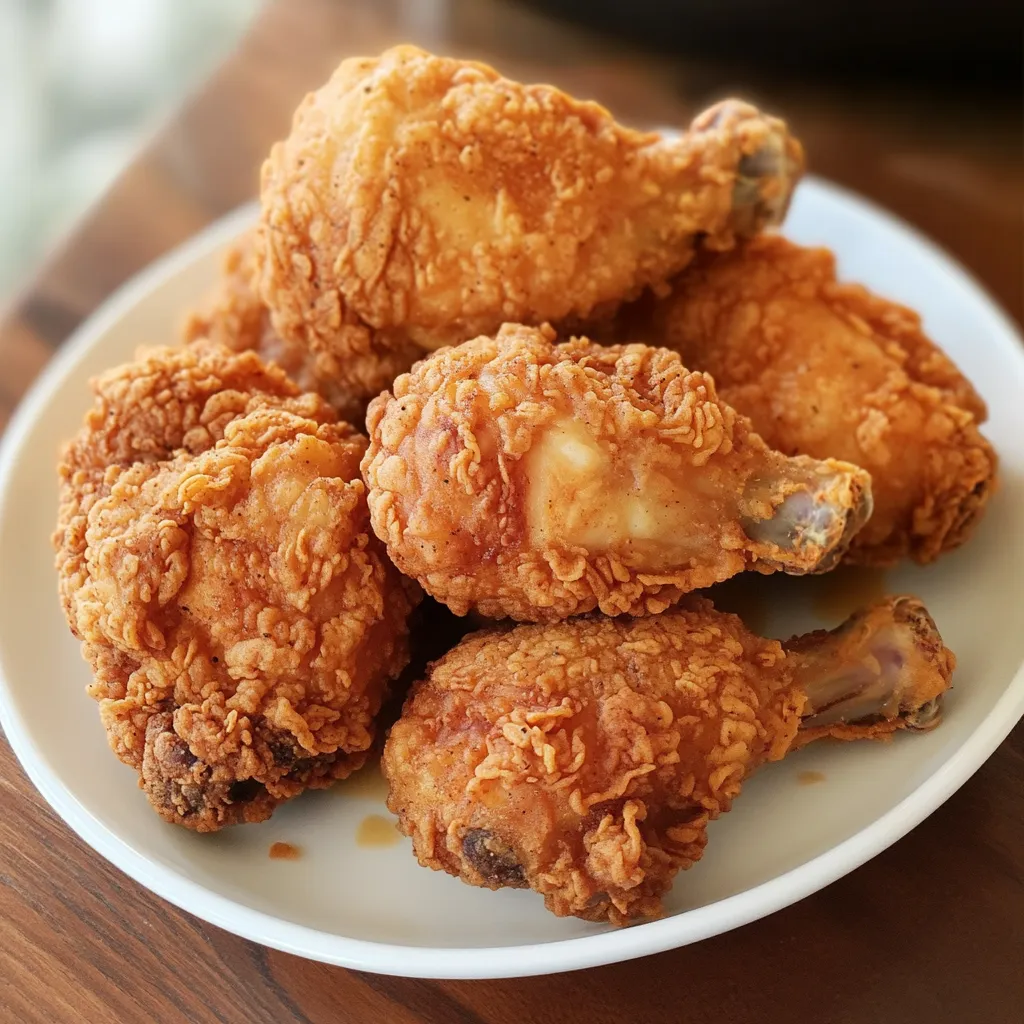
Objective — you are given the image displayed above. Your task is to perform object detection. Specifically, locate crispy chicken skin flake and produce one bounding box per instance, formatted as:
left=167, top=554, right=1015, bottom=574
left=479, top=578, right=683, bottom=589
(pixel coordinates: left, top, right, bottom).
left=384, top=596, right=953, bottom=924
left=257, top=45, right=803, bottom=358
left=54, top=343, right=420, bottom=831
left=362, top=324, right=872, bottom=622
left=622, top=235, right=996, bottom=565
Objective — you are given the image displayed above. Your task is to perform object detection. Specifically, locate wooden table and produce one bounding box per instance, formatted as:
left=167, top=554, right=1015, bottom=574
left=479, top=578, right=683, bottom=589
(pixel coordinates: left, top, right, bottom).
left=1, top=2, right=1021, bottom=1020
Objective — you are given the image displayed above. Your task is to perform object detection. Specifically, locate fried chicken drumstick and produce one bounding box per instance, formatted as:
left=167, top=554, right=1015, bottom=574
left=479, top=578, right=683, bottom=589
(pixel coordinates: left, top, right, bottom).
left=622, top=235, right=996, bottom=565
left=257, top=45, right=803, bottom=361
left=363, top=325, right=872, bottom=621
left=54, top=343, right=419, bottom=831
left=384, top=596, right=953, bottom=923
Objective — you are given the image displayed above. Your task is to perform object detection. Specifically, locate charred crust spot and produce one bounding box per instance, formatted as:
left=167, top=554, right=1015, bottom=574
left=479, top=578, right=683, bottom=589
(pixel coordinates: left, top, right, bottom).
left=286, top=752, right=338, bottom=779
left=268, top=735, right=298, bottom=769
left=175, top=782, right=207, bottom=814
left=228, top=779, right=264, bottom=803
left=583, top=798, right=625, bottom=832
left=268, top=734, right=342, bottom=783
left=146, top=712, right=197, bottom=775
left=461, top=828, right=527, bottom=887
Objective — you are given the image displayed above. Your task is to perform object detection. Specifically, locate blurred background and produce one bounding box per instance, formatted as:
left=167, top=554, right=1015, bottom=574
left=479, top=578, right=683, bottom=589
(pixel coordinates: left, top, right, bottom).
left=0, top=0, right=263, bottom=300
left=0, top=0, right=1020, bottom=309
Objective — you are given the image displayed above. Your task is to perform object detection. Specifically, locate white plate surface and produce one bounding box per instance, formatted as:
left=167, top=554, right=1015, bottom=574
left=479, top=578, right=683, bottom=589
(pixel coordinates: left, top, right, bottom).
left=1, top=179, right=1022, bottom=979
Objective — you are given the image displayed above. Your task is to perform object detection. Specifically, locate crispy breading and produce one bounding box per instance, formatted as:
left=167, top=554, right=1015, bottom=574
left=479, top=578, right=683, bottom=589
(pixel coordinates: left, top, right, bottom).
left=384, top=596, right=953, bottom=923
left=54, top=343, right=420, bottom=831
left=623, top=236, right=996, bottom=565
left=363, top=324, right=872, bottom=621
left=257, top=45, right=802, bottom=358
left=182, top=230, right=418, bottom=424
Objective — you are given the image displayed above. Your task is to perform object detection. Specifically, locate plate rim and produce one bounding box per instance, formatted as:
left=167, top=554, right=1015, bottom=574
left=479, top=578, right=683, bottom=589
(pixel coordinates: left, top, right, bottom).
left=1, top=179, right=1022, bottom=979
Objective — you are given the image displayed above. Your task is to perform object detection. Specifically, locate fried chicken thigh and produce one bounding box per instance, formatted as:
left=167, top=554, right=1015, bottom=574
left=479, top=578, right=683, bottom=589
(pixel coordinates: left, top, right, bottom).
left=624, top=236, right=996, bottom=565
left=384, top=596, right=953, bottom=923
left=257, top=45, right=803, bottom=360
left=55, top=343, right=420, bottom=831
left=183, top=231, right=418, bottom=424
left=363, top=325, right=872, bottom=622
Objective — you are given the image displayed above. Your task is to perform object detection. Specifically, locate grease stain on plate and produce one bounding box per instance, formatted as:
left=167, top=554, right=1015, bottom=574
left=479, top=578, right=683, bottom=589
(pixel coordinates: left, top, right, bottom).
left=797, top=771, right=827, bottom=786
left=269, top=841, right=302, bottom=860
left=357, top=814, right=401, bottom=848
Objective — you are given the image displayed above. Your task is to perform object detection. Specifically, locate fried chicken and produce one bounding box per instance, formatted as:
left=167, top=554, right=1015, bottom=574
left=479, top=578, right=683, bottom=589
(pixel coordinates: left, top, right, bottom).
left=363, top=324, right=872, bottom=622
left=183, top=230, right=418, bottom=425
left=257, top=44, right=803, bottom=362
left=621, top=235, right=996, bottom=565
left=54, top=343, right=420, bottom=831
left=384, top=595, right=954, bottom=924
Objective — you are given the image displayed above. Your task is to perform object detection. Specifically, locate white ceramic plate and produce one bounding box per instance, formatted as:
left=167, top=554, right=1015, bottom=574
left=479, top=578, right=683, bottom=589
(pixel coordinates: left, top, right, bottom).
left=1, top=179, right=1023, bottom=979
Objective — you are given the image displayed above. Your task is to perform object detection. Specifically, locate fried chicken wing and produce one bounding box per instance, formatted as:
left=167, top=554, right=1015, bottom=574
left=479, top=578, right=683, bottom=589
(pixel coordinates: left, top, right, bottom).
left=622, top=236, right=996, bottom=565
left=183, top=230, right=418, bottom=424
left=257, top=45, right=803, bottom=360
left=363, top=324, right=872, bottom=622
left=54, top=343, right=420, bottom=831
left=384, top=596, right=953, bottom=923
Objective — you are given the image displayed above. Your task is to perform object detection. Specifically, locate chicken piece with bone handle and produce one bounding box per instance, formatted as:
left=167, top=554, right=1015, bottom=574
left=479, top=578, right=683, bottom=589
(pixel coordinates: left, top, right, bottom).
left=257, top=45, right=803, bottom=360
left=616, top=235, right=995, bottom=565
left=383, top=595, right=953, bottom=923
left=363, top=324, right=872, bottom=622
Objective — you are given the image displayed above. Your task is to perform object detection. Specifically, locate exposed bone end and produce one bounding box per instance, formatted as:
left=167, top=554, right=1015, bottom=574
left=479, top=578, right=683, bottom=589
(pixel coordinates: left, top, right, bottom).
left=742, top=456, right=873, bottom=575
left=691, top=99, right=805, bottom=236
left=732, top=131, right=805, bottom=234
left=786, top=596, right=955, bottom=745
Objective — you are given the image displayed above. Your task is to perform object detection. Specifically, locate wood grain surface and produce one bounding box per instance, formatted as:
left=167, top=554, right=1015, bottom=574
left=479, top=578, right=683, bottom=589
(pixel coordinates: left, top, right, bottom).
left=0, top=1, right=1021, bottom=1020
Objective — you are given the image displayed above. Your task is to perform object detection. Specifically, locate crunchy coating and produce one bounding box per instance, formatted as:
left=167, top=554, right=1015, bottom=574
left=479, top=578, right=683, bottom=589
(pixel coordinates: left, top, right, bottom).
left=56, top=341, right=321, bottom=623
left=626, top=236, right=996, bottom=565
left=363, top=324, right=872, bottom=622
left=55, top=343, right=420, bottom=831
left=384, top=596, right=953, bottom=923
left=257, top=44, right=803, bottom=356
left=183, top=230, right=417, bottom=424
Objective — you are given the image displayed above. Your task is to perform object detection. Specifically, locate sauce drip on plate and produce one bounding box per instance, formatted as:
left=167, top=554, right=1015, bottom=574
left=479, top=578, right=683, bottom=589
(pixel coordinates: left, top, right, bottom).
left=797, top=770, right=826, bottom=786
left=357, top=814, right=401, bottom=848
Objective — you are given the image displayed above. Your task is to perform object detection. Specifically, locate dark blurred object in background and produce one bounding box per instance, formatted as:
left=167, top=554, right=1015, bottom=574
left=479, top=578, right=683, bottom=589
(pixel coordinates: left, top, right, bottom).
left=523, top=0, right=1022, bottom=92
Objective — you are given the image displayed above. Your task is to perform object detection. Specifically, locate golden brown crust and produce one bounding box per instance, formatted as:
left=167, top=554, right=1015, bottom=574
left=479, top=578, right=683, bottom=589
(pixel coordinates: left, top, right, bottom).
left=384, top=600, right=801, bottom=924
left=628, top=235, right=997, bottom=565
left=182, top=231, right=273, bottom=358
left=55, top=342, right=322, bottom=626
left=257, top=45, right=802, bottom=357
left=54, top=343, right=420, bottom=831
left=384, top=593, right=953, bottom=922
left=363, top=324, right=870, bottom=621
left=182, top=231, right=418, bottom=425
